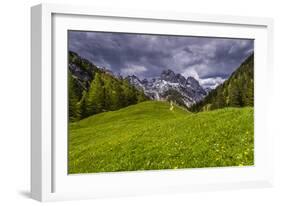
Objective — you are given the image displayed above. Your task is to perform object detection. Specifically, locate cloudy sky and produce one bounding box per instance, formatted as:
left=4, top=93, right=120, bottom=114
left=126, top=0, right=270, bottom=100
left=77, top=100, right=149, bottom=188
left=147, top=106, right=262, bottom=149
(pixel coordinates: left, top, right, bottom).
left=68, top=31, right=254, bottom=88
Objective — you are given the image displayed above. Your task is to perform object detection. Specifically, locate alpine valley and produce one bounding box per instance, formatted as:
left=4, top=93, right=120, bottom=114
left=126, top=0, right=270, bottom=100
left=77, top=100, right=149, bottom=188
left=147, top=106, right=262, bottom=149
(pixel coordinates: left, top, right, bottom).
left=68, top=50, right=254, bottom=174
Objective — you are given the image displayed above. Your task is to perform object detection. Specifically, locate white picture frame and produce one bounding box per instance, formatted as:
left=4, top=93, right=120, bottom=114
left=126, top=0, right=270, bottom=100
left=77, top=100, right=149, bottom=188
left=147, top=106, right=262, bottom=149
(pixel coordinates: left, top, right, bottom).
left=31, top=3, right=274, bottom=202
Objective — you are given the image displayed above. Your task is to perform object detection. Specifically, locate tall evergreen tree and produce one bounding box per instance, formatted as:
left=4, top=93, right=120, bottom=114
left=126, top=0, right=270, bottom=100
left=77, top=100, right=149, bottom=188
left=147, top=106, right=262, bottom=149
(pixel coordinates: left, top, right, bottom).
left=228, top=81, right=242, bottom=107
left=68, top=73, right=80, bottom=121
left=103, top=76, right=113, bottom=111
left=86, top=73, right=105, bottom=115
left=111, top=80, right=124, bottom=110
left=213, top=87, right=225, bottom=109
left=137, top=90, right=147, bottom=103
left=78, top=90, right=88, bottom=119
left=122, top=80, right=137, bottom=106
left=248, top=79, right=254, bottom=106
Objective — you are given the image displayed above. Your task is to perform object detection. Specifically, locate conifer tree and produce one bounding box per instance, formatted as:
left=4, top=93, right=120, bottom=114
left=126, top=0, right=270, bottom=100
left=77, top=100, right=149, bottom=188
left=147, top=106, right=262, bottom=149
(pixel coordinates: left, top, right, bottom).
left=78, top=90, right=88, bottom=119
left=68, top=73, right=80, bottom=121
left=229, top=81, right=242, bottom=107
left=111, top=80, right=124, bottom=110
left=86, top=72, right=105, bottom=115
left=245, top=79, right=254, bottom=106
left=122, top=80, right=137, bottom=106
left=213, top=87, right=225, bottom=109
left=137, top=90, right=147, bottom=103
left=103, top=76, right=113, bottom=111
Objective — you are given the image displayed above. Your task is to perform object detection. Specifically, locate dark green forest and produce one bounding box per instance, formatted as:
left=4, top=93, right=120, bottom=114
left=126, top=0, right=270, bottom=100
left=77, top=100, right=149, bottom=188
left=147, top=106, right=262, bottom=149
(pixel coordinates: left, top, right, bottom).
left=189, top=54, right=254, bottom=112
left=68, top=51, right=148, bottom=122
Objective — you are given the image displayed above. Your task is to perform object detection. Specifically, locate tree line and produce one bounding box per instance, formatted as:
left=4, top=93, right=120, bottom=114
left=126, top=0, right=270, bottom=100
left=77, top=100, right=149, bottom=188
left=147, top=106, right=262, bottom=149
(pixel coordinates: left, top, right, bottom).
left=68, top=52, right=148, bottom=122
left=189, top=54, right=254, bottom=112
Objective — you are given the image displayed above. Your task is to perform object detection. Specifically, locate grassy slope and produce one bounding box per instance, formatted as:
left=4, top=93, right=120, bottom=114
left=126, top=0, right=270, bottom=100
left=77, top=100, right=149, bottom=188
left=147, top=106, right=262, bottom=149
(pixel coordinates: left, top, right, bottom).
left=68, top=101, right=254, bottom=174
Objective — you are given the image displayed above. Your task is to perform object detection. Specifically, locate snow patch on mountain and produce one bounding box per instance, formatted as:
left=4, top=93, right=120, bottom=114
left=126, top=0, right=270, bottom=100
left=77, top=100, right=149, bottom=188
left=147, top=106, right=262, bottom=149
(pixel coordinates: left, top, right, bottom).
left=126, top=69, right=208, bottom=107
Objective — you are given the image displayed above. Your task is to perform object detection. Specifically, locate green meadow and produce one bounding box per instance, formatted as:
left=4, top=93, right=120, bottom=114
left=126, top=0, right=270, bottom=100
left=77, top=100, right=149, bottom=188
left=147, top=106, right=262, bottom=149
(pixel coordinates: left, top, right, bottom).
left=68, top=101, right=254, bottom=174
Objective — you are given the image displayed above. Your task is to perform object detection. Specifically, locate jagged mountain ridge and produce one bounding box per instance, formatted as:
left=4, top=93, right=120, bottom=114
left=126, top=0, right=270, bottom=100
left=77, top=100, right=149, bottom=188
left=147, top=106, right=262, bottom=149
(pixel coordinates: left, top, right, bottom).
left=69, top=51, right=209, bottom=108
left=126, top=69, right=207, bottom=107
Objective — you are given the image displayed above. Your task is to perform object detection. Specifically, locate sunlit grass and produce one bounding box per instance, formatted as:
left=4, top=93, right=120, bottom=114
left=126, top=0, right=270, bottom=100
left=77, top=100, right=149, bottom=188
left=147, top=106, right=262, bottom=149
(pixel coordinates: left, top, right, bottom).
left=68, top=101, right=254, bottom=174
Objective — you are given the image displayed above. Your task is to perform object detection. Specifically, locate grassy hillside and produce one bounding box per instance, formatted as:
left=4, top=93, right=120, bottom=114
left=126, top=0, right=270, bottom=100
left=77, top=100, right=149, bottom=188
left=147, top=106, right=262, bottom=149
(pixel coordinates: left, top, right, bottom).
left=68, top=101, right=254, bottom=174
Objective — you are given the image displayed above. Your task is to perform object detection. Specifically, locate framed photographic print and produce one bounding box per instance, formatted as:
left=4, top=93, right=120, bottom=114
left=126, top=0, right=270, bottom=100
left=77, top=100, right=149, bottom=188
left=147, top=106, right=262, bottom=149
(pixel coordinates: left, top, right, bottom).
left=31, top=3, right=274, bottom=201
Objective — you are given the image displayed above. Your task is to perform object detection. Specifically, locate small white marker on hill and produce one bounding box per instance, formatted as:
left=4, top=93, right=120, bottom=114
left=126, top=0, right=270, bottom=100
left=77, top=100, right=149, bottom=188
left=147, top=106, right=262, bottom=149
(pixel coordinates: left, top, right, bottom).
left=170, top=101, right=174, bottom=111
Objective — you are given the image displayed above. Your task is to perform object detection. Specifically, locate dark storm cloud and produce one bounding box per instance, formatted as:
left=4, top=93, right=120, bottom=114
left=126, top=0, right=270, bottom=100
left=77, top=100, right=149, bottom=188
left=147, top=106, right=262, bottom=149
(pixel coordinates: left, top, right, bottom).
left=68, top=31, right=254, bottom=88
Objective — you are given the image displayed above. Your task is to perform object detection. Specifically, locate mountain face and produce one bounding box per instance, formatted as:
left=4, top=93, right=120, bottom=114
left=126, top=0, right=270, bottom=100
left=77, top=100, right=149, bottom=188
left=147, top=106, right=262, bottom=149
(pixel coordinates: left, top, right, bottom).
left=69, top=51, right=208, bottom=109
left=190, top=54, right=254, bottom=112
left=126, top=69, right=207, bottom=107
left=68, top=51, right=148, bottom=121
left=68, top=51, right=98, bottom=94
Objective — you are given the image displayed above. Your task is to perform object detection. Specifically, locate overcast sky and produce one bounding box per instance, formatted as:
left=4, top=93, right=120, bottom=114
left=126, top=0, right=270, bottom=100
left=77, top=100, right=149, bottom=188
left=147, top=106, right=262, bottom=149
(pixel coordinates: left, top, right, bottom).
left=68, top=31, right=254, bottom=88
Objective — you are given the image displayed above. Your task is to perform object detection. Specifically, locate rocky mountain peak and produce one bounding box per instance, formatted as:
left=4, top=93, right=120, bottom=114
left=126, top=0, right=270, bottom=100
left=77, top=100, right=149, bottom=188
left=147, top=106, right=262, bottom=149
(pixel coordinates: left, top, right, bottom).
left=127, top=74, right=140, bottom=81
left=160, top=69, right=177, bottom=83
left=127, top=69, right=208, bottom=107
left=175, top=73, right=186, bottom=85
left=125, top=75, right=144, bottom=90
left=186, top=76, right=199, bottom=86
left=186, top=76, right=206, bottom=95
left=141, top=78, right=148, bottom=84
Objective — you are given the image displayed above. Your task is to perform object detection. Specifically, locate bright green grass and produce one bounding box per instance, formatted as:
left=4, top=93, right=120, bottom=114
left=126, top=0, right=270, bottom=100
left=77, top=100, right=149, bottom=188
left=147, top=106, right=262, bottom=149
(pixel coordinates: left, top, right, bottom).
left=68, top=101, right=254, bottom=174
